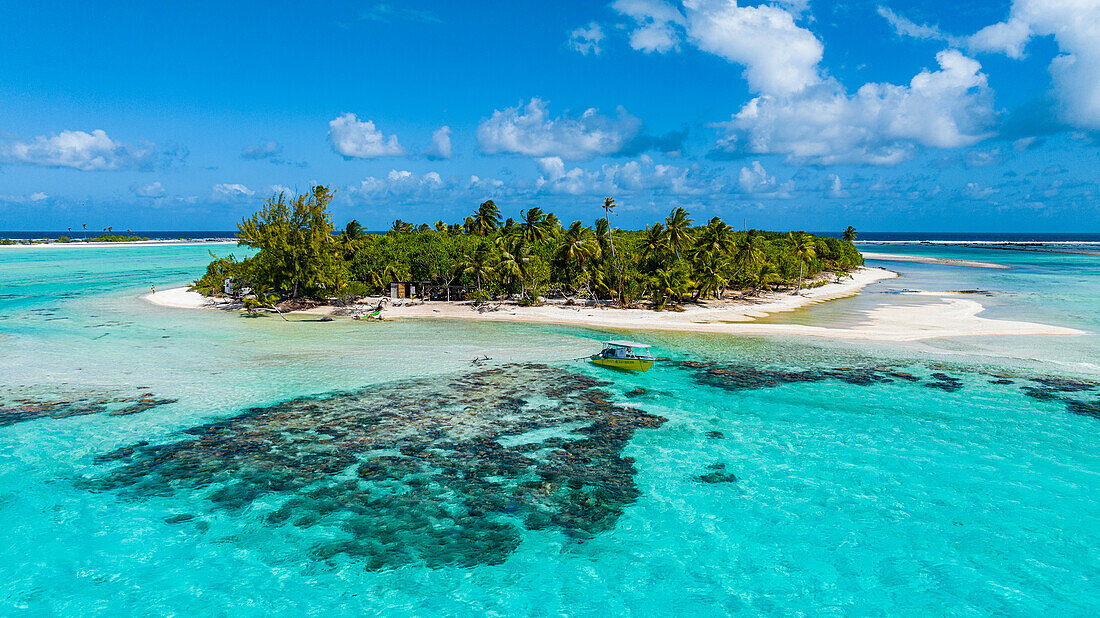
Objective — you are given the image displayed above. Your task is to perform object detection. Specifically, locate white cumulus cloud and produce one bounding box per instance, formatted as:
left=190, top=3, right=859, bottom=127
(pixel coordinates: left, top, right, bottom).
left=568, top=22, right=605, bottom=55
left=613, top=0, right=687, bottom=53
left=478, top=98, right=643, bottom=160
left=713, top=50, right=996, bottom=165
left=425, top=126, right=453, bottom=160
left=881, top=1, right=1100, bottom=129
left=682, top=0, right=823, bottom=96
left=967, top=0, right=1100, bottom=129
left=738, top=161, right=775, bottom=193
left=535, top=154, right=725, bottom=196
left=328, top=113, right=407, bottom=158
left=612, top=0, right=823, bottom=96
left=132, top=181, right=167, bottom=198
left=347, top=170, right=505, bottom=203
left=0, top=129, right=157, bottom=171
left=212, top=183, right=255, bottom=199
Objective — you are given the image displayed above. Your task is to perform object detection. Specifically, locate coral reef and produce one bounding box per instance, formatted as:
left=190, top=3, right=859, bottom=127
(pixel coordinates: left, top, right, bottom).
left=89, top=364, right=667, bottom=569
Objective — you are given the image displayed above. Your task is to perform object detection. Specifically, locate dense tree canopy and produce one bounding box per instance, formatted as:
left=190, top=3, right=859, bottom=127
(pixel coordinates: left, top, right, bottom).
left=195, top=186, right=863, bottom=310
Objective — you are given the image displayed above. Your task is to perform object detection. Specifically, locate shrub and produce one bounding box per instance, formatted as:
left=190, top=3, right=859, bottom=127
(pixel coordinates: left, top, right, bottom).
left=467, top=289, right=491, bottom=306
left=333, top=281, right=372, bottom=306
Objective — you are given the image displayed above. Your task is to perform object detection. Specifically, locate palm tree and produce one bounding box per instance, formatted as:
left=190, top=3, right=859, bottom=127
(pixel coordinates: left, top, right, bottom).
left=390, top=219, right=413, bottom=233
left=842, top=226, right=857, bottom=241
left=695, top=217, right=734, bottom=256
left=600, top=197, right=616, bottom=257
left=651, top=266, right=691, bottom=311
left=434, top=220, right=446, bottom=232
left=471, top=200, right=501, bottom=235
left=749, top=262, right=782, bottom=296
left=458, top=244, right=495, bottom=290
left=519, top=207, right=553, bottom=244
left=640, top=223, right=669, bottom=270
left=496, top=241, right=531, bottom=296
left=82, top=223, right=87, bottom=239
left=544, top=212, right=561, bottom=234
left=789, top=231, right=817, bottom=293
left=594, top=217, right=612, bottom=260
left=664, top=207, right=694, bottom=260
left=730, top=229, right=766, bottom=279
left=554, top=221, right=595, bottom=282
left=360, top=266, right=385, bottom=292
left=343, top=219, right=365, bottom=241
left=692, top=253, right=727, bottom=299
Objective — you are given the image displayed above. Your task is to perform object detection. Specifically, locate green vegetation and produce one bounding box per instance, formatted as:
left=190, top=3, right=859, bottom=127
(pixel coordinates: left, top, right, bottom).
left=0, top=234, right=150, bottom=245
left=195, top=186, right=863, bottom=310
left=85, top=234, right=151, bottom=242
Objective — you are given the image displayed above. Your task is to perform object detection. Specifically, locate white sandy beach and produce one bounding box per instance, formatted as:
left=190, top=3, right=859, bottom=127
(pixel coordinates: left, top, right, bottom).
left=144, top=287, right=236, bottom=309
left=861, top=252, right=1010, bottom=269
left=144, top=267, right=1085, bottom=342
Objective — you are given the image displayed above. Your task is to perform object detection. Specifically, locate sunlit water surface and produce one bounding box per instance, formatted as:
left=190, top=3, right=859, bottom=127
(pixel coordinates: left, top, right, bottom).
left=0, top=243, right=1097, bottom=616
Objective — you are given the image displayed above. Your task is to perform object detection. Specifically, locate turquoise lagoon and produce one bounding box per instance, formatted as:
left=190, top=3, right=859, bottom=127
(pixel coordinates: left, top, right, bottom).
left=0, top=243, right=1098, bottom=616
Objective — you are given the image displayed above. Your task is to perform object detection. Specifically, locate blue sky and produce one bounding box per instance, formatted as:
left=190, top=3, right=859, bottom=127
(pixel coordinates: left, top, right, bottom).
left=1, top=0, right=1097, bottom=231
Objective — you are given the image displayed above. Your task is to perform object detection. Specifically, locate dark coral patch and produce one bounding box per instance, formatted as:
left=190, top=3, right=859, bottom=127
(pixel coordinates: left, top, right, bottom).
left=684, top=364, right=898, bottom=392
left=923, top=372, right=964, bottom=392
left=0, top=391, right=176, bottom=427
left=1029, top=377, right=1097, bottom=393
left=1020, top=376, right=1098, bottom=414
left=695, top=463, right=738, bottom=484
left=1065, top=399, right=1100, bottom=419
left=88, top=364, right=666, bottom=570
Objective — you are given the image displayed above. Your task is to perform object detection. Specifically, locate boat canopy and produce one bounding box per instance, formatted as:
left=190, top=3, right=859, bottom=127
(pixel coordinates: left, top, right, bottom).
left=604, top=340, right=651, bottom=349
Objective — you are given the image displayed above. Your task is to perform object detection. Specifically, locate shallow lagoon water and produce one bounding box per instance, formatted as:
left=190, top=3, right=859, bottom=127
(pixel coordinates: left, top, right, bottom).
left=1, top=243, right=1098, bottom=615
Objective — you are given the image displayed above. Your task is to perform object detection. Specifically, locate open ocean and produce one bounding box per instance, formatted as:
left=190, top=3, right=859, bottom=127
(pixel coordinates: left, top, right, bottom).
left=5, top=230, right=1100, bottom=242
left=0, top=241, right=1097, bottom=615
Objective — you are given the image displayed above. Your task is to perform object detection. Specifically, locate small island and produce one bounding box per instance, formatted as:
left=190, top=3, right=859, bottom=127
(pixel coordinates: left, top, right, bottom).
left=188, top=185, right=868, bottom=317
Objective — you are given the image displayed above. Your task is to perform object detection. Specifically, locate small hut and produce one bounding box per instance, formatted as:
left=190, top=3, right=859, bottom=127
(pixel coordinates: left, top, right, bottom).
left=389, top=281, right=467, bottom=301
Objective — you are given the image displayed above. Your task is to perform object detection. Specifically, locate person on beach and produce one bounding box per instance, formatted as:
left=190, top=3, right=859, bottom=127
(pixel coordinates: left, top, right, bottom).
left=151, top=284, right=155, bottom=294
